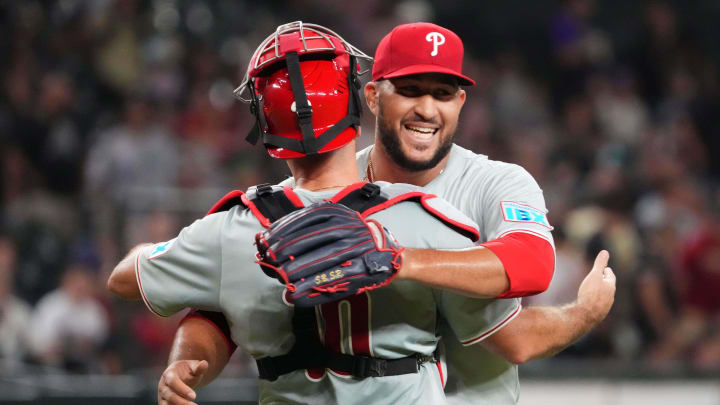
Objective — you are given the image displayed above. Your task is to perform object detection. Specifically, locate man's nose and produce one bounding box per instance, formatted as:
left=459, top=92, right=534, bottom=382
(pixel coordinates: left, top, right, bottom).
left=413, top=94, right=438, bottom=121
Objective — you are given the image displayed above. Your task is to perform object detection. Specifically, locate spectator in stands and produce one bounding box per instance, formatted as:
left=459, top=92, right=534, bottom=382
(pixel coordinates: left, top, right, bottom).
left=85, top=96, right=180, bottom=207
left=27, top=263, right=109, bottom=373
left=649, top=216, right=720, bottom=371
left=0, top=236, right=31, bottom=373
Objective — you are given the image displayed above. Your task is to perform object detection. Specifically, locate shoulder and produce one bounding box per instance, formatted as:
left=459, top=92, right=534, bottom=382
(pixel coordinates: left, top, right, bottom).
left=444, top=145, right=541, bottom=194
left=374, top=181, right=423, bottom=197
left=452, top=145, right=535, bottom=182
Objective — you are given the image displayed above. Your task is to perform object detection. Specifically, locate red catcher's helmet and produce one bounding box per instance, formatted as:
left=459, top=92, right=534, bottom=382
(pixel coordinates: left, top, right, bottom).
left=235, top=21, right=372, bottom=159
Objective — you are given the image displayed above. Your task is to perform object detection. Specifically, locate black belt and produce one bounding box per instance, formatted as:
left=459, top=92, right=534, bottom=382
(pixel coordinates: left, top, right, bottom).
left=256, top=351, right=438, bottom=381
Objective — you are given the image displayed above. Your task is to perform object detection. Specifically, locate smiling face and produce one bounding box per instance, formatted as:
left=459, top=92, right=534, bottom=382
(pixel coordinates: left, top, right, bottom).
left=366, top=73, right=466, bottom=172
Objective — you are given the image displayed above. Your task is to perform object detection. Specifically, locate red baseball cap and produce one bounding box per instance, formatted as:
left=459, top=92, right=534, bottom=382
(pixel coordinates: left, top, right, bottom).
left=372, top=22, right=475, bottom=86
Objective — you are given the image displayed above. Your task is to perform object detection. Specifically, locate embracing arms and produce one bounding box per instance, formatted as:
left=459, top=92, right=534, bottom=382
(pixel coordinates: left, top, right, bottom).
left=399, top=232, right=555, bottom=298
left=157, top=315, right=233, bottom=405
left=480, top=251, right=616, bottom=364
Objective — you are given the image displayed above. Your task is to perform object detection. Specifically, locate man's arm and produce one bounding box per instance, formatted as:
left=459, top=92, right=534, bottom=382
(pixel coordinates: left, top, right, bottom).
left=479, top=250, right=616, bottom=364
left=400, top=246, right=509, bottom=298
left=400, top=232, right=554, bottom=298
left=107, top=243, right=151, bottom=300
left=158, top=316, right=233, bottom=405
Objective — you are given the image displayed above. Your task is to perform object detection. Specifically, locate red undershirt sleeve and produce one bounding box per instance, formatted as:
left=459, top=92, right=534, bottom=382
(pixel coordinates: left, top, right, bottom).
left=480, top=232, right=555, bottom=298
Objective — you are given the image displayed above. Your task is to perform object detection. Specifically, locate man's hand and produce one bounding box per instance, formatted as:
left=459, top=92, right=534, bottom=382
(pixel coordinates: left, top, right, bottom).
left=480, top=250, right=617, bottom=364
left=158, top=359, right=209, bottom=405
left=576, top=250, right=616, bottom=324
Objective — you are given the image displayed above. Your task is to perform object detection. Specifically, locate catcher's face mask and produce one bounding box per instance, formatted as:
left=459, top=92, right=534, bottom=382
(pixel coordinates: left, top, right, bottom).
left=235, top=21, right=373, bottom=159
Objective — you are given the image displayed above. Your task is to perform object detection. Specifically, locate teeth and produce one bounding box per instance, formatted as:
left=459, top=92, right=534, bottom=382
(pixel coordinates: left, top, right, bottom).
left=405, top=125, right=436, bottom=139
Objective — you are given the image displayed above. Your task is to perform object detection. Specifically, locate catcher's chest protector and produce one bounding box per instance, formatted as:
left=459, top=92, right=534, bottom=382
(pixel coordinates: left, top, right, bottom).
left=205, top=181, right=478, bottom=380
left=207, top=182, right=479, bottom=241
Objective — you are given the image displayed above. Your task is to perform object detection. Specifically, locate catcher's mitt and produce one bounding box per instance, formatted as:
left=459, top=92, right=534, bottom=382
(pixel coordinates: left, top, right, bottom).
left=255, top=201, right=403, bottom=306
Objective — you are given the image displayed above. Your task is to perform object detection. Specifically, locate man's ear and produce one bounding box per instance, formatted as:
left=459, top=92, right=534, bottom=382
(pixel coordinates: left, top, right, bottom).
left=364, top=82, right=379, bottom=116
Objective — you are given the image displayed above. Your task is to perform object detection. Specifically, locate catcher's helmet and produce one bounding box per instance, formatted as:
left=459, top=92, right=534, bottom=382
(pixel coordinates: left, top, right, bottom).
left=235, top=21, right=372, bottom=158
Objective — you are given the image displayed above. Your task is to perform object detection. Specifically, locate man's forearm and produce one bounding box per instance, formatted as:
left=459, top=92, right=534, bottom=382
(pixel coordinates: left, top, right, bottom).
left=169, top=316, right=232, bottom=387
left=483, top=303, right=597, bottom=364
left=523, top=304, right=596, bottom=359
left=481, top=250, right=615, bottom=364
left=398, top=233, right=554, bottom=298
left=400, top=246, right=509, bottom=298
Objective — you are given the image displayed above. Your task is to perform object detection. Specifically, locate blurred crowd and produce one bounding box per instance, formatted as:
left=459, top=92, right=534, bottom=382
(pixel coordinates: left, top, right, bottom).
left=1, top=0, right=719, bottom=379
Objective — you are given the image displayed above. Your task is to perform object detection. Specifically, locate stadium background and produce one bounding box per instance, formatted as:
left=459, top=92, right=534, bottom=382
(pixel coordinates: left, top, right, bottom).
left=1, top=0, right=719, bottom=403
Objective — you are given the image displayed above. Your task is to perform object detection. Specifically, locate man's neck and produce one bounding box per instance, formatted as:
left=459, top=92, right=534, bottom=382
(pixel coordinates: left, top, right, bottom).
left=369, top=144, right=449, bottom=187
left=288, top=142, right=361, bottom=191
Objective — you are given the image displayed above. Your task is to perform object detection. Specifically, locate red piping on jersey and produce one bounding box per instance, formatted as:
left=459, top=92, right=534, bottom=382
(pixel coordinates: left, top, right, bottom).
left=436, top=361, right=445, bottom=388
left=134, top=251, right=165, bottom=318
left=328, top=181, right=368, bottom=203
left=461, top=303, right=522, bottom=346
left=283, top=186, right=305, bottom=207
left=480, top=232, right=555, bottom=298
left=181, top=313, right=238, bottom=355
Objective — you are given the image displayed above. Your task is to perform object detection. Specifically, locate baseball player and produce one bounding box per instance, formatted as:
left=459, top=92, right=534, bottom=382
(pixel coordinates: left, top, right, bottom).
left=108, top=22, right=523, bottom=405
left=158, top=22, right=615, bottom=405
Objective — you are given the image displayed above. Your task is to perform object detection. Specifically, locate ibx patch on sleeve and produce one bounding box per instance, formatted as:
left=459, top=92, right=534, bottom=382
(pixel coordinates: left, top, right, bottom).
left=148, top=238, right=176, bottom=260
left=500, top=201, right=553, bottom=229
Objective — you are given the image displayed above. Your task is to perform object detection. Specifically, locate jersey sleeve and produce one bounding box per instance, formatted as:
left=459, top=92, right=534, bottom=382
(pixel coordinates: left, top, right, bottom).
left=477, top=163, right=556, bottom=297
left=135, top=212, right=226, bottom=317
left=479, top=163, right=553, bottom=243
left=438, top=294, right=521, bottom=346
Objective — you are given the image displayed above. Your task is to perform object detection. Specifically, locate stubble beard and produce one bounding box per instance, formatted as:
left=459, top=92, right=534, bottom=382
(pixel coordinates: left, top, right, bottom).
left=376, top=107, right=455, bottom=172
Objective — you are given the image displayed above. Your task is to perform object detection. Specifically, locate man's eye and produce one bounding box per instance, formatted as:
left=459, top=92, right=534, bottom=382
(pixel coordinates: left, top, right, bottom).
left=398, top=87, right=422, bottom=97
left=434, top=90, right=453, bottom=100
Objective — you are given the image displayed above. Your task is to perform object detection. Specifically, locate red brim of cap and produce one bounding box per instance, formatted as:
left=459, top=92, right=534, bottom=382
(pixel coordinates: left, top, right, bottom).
left=379, top=64, right=475, bottom=86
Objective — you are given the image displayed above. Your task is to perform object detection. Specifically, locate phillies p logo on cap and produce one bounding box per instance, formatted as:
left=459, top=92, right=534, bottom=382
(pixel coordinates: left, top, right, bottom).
left=372, top=22, right=475, bottom=86
left=425, top=32, right=446, bottom=56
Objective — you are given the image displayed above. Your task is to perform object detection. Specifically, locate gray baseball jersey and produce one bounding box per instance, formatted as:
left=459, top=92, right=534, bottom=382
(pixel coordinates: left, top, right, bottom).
left=135, top=182, right=520, bottom=405
left=355, top=144, right=556, bottom=405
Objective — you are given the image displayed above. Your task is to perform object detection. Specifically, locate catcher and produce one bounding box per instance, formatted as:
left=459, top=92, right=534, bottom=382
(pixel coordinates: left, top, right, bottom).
left=109, top=22, right=522, bottom=404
